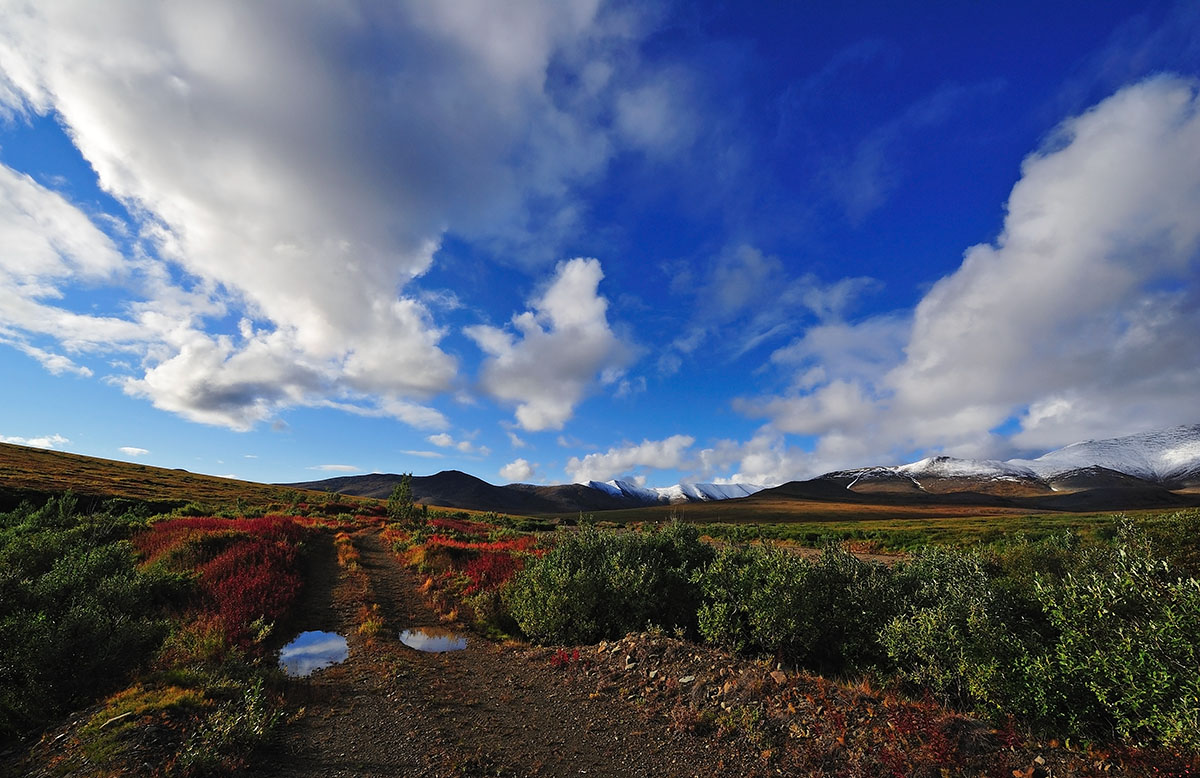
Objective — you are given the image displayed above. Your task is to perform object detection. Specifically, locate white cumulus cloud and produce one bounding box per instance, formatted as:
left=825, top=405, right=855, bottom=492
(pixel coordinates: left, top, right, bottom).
left=118, top=446, right=149, bottom=457
left=566, top=434, right=694, bottom=483
left=745, top=75, right=1200, bottom=464
left=0, top=433, right=68, bottom=449
left=467, top=258, right=632, bottom=431
left=499, top=458, right=536, bottom=482
left=0, top=1, right=667, bottom=431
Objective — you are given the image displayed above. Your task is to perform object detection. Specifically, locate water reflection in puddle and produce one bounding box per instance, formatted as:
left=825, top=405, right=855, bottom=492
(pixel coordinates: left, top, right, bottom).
left=399, top=627, right=468, bottom=653
left=279, top=631, right=348, bottom=676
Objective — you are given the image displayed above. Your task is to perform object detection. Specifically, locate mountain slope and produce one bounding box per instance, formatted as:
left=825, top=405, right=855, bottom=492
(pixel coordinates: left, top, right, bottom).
left=285, top=471, right=584, bottom=514
left=1011, top=424, right=1200, bottom=487
left=287, top=472, right=765, bottom=514
left=287, top=424, right=1200, bottom=516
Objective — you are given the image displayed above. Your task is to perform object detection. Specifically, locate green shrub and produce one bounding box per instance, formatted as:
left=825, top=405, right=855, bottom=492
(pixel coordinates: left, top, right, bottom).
left=882, top=548, right=1041, bottom=712
left=696, top=545, right=902, bottom=672
left=506, top=523, right=712, bottom=644
left=0, top=496, right=172, bottom=740
left=695, top=546, right=810, bottom=659
left=883, top=525, right=1200, bottom=749
left=1037, top=542, right=1200, bottom=748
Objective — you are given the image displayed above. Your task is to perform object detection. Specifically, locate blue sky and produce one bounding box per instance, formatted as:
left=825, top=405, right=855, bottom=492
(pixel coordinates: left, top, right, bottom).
left=2, top=1, right=1199, bottom=487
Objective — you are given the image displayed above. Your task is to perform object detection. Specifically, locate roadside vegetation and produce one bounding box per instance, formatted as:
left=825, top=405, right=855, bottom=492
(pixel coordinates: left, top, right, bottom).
left=389, top=507, right=1200, bottom=767
left=0, top=495, right=356, bottom=775
left=4, top=472, right=1198, bottom=775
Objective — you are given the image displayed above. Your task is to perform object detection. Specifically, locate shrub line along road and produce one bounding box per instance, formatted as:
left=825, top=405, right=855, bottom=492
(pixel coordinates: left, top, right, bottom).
left=252, top=528, right=742, bottom=778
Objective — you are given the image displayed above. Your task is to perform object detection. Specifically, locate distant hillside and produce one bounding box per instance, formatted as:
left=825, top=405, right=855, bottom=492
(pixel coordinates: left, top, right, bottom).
left=286, top=424, right=1200, bottom=517
left=284, top=470, right=637, bottom=514
left=814, top=424, right=1200, bottom=508
left=0, top=442, right=336, bottom=511
left=284, top=473, right=763, bottom=514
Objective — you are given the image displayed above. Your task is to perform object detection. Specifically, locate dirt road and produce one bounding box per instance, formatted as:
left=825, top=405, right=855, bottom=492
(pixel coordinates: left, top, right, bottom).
left=253, top=529, right=750, bottom=778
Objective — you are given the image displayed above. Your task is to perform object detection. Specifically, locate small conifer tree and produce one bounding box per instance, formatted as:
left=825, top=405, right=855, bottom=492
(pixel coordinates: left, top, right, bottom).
left=387, top=473, right=415, bottom=522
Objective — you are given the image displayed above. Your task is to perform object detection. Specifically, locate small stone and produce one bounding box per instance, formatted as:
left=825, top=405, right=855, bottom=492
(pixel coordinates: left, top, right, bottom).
left=648, top=669, right=658, bottom=679
left=679, top=675, right=695, bottom=684
left=1034, top=756, right=1046, bottom=765
left=100, top=711, right=136, bottom=730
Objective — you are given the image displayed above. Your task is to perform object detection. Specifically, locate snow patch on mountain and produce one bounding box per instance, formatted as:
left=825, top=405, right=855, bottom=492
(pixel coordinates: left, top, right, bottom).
left=840, top=424, right=1200, bottom=489
left=585, top=479, right=765, bottom=505
left=1010, top=424, right=1200, bottom=483
left=897, top=456, right=1036, bottom=480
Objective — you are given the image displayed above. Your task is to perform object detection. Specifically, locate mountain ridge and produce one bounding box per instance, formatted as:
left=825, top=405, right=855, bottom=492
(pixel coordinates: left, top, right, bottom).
left=285, top=423, right=1200, bottom=515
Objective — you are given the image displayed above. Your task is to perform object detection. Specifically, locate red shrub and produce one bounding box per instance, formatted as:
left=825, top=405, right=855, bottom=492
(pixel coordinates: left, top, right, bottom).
left=550, top=648, right=580, bottom=669
left=463, top=551, right=523, bottom=595
left=429, top=518, right=493, bottom=537
left=135, top=516, right=308, bottom=646
left=200, top=535, right=302, bottom=644
left=425, top=534, right=538, bottom=554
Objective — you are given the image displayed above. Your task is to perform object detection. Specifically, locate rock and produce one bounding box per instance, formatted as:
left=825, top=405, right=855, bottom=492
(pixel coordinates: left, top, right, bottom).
left=648, top=669, right=658, bottom=679
left=679, top=675, right=695, bottom=684
left=100, top=711, right=136, bottom=730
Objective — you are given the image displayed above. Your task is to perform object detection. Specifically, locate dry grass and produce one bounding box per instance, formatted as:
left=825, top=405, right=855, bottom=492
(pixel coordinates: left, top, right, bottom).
left=0, top=441, right=339, bottom=510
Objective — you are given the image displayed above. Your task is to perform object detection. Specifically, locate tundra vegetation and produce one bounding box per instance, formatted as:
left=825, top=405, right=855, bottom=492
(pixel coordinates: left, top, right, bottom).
left=2, top=481, right=1198, bottom=774
left=0, top=494, right=359, bottom=773
left=395, top=509, right=1200, bottom=753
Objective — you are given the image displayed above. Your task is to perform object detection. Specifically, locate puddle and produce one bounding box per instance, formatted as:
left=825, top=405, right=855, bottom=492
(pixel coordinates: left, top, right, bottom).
left=279, top=631, right=348, bottom=676
left=399, top=627, right=468, bottom=653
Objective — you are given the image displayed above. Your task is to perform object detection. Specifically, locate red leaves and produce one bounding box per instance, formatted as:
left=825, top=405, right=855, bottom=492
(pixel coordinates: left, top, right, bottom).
left=463, top=551, right=524, bottom=595
left=136, top=516, right=308, bottom=647
left=199, top=534, right=302, bottom=645
left=550, top=648, right=581, bottom=669
left=425, top=534, right=538, bottom=554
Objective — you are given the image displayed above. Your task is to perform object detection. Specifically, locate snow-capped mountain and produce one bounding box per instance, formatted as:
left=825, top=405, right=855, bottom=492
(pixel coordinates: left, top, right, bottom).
left=897, top=456, right=1035, bottom=480
left=1010, top=424, right=1200, bottom=485
left=586, top=479, right=765, bottom=505
left=828, top=424, right=1200, bottom=492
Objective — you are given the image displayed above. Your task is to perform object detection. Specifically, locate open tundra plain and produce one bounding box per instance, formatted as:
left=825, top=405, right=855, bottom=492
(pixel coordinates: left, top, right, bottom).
left=2, top=442, right=1199, bottom=777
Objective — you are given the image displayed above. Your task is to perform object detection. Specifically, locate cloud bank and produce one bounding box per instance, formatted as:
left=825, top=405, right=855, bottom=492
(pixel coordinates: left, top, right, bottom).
left=566, top=434, right=694, bottom=483
left=744, top=75, right=1200, bottom=470
left=0, top=1, right=657, bottom=431
left=0, top=433, right=68, bottom=449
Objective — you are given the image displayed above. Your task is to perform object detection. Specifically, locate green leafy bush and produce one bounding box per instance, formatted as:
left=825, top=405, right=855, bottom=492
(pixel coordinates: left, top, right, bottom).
left=0, top=496, right=173, bottom=740
left=883, top=527, right=1200, bottom=749
left=506, top=523, right=712, bottom=644
left=1037, top=541, right=1200, bottom=748
left=696, top=545, right=902, bottom=672
left=881, top=547, right=1044, bottom=714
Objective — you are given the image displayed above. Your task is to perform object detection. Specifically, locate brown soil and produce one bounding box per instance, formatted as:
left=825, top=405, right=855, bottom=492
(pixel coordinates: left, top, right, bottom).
left=250, top=528, right=753, bottom=777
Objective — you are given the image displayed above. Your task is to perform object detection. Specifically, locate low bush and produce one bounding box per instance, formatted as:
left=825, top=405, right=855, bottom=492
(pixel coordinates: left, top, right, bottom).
left=0, top=496, right=174, bottom=740
left=506, top=523, right=713, bottom=644
left=883, top=526, right=1200, bottom=749
left=696, top=545, right=902, bottom=673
